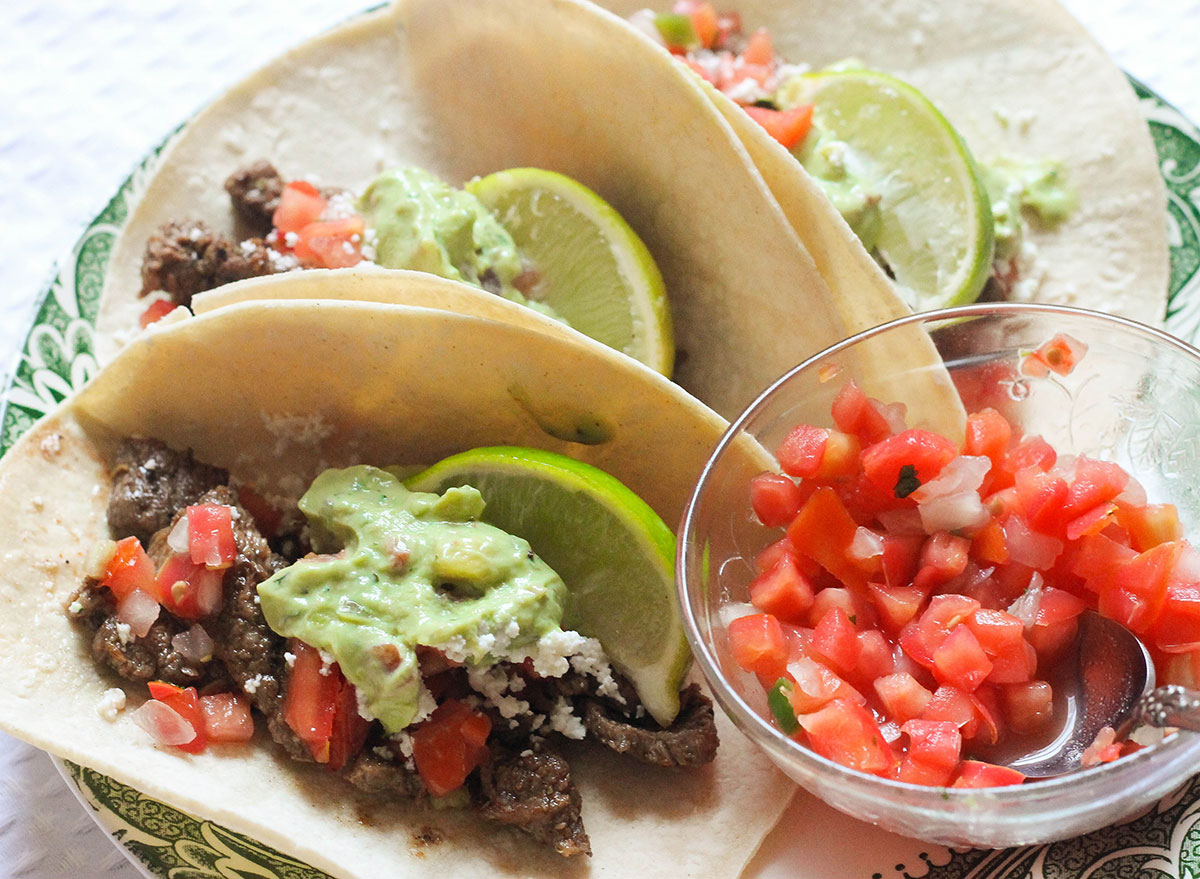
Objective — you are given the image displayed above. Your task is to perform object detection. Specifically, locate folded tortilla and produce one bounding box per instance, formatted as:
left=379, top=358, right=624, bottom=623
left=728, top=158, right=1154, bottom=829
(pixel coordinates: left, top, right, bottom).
left=97, top=0, right=942, bottom=422
left=589, top=0, right=1170, bottom=323
left=0, top=298, right=796, bottom=878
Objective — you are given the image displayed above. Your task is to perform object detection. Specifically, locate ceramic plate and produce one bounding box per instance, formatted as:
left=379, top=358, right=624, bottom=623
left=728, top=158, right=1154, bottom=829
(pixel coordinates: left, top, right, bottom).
left=2, top=78, right=1198, bottom=879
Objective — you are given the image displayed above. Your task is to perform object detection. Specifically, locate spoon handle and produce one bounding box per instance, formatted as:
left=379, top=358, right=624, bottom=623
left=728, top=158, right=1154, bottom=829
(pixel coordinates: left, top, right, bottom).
left=1134, top=684, right=1200, bottom=731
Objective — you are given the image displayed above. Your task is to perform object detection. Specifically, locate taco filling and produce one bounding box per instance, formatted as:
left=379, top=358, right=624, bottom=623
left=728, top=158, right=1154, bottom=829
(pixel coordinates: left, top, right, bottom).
left=632, top=2, right=1077, bottom=307
left=67, top=438, right=718, bottom=858
left=139, top=163, right=558, bottom=322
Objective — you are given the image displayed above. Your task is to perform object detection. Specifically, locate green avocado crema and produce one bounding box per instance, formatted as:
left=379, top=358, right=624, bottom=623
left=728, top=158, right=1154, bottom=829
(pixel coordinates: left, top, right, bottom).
left=256, top=466, right=567, bottom=733
left=359, top=167, right=555, bottom=316
left=983, top=157, right=1077, bottom=261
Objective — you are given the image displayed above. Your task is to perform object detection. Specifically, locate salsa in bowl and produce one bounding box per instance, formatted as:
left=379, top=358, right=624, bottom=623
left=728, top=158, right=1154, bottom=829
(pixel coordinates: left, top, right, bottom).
left=679, top=303, right=1200, bottom=847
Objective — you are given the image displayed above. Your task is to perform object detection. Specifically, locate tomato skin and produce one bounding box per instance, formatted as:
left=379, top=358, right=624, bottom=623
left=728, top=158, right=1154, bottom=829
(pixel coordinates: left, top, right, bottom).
left=831, top=380, right=894, bottom=444
left=787, top=487, right=869, bottom=592
left=281, top=640, right=367, bottom=770
left=861, top=430, right=958, bottom=499
left=874, top=673, right=933, bottom=724
left=411, top=699, right=492, bottom=796
left=750, top=472, right=804, bottom=527
left=139, top=297, right=176, bottom=328
left=156, top=553, right=226, bottom=619
left=293, top=217, right=365, bottom=269
left=1119, top=502, right=1183, bottom=552
left=101, top=536, right=157, bottom=601
left=952, top=760, right=1025, bottom=788
left=898, top=720, right=961, bottom=786
left=147, top=681, right=208, bottom=754
left=728, top=614, right=789, bottom=681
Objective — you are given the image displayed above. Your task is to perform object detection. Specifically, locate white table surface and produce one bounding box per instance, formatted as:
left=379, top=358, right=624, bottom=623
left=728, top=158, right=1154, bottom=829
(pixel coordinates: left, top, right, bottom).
left=0, top=1, right=1197, bottom=876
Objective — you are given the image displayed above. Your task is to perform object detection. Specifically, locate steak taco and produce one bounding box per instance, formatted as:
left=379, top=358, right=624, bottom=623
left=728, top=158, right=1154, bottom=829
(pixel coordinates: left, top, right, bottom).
left=587, top=0, right=1169, bottom=322
left=96, top=0, right=936, bottom=421
left=0, top=297, right=796, bottom=876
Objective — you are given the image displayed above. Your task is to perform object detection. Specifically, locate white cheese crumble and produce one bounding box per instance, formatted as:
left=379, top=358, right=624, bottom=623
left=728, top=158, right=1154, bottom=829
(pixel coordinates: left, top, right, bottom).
left=390, top=730, right=417, bottom=769
left=318, top=649, right=336, bottom=677
left=283, top=231, right=299, bottom=248
left=115, top=621, right=132, bottom=646
left=38, top=433, right=62, bottom=459
left=283, top=651, right=297, bottom=668
left=547, top=697, right=586, bottom=740
left=67, top=600, right=83, bottom=615
left=97, top=688, right=126, bottom=722
left=243, top=674, right=264, bottom=695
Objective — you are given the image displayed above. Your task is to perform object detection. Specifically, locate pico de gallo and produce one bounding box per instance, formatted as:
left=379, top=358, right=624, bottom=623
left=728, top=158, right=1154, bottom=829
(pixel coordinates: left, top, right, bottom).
left=727, top=335, right=1196, bottom=786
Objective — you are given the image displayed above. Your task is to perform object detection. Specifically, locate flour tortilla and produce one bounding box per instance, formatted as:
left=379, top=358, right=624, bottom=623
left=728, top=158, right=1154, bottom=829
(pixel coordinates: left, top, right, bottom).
left=590, top=0, right=1170, bottom=323
left=98, top=0, right=953, bottom=422
left=0, top=299, right=796, bottom=878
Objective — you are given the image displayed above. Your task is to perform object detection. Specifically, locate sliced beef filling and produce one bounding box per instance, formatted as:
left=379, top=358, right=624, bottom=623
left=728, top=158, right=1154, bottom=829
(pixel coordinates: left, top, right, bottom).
left=478, top=745, right=590, bottom=858
left=108, top=438, right=228, bottom=545
left=140, top=219, right=277, bottom=306
left=224, top=161, right=284, bottom=234
left=583, top=683, right=719, bottom=767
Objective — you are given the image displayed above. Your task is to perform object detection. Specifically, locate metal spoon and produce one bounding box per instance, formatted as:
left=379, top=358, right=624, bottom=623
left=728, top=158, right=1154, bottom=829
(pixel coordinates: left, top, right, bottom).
left=1000, top=610, right=1200, bottom=778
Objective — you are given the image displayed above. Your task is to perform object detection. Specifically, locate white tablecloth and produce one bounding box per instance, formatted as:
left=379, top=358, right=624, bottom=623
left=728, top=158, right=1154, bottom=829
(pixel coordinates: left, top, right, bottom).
left=0, top=1, right=1197, bottom=875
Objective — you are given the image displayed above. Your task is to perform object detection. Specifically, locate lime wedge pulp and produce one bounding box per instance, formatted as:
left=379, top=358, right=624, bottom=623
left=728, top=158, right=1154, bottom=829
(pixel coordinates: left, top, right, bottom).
left=779, top=69, right=995, bottom=310
left=406, top=446, right=689, bottom=726
left=467, top=168, right=675, bottom=377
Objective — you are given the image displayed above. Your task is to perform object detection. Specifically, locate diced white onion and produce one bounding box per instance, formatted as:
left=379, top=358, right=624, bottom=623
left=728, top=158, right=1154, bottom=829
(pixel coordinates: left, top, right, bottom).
left=918, top=492, right=990, bottom=534
left=849, top=526, right=885, bottom=561
left=131, top=699, right=196, bottom=747
left=913, top=455, right=991, bottom=502
left=1116, top=475, right=1148, bottom=507
left=720, top=602, right=759, bottom=628
left=1007, top=572, right=1045, bottom=629
left=872, top=399, right=908, bottom=434
left=116, top=589, right=160, bottom=638
left=85, top=540, right=118, bottom=579
left=171, top=624, right=214, bottom=663
left=1003, top=517, right=1063, bottom=570
left=167, top=514, right=190, bottom=554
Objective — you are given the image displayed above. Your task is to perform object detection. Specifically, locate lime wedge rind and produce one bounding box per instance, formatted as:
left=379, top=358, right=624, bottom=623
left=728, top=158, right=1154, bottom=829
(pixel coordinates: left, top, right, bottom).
left=406, top=446, right=689, bottom=725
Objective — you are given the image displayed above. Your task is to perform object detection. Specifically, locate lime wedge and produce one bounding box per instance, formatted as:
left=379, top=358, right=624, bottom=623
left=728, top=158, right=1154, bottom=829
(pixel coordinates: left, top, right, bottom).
left=406, top=446, right=689, bottom=726
left=467, top=168, right=674, bottom=377
left=778, top=70, right=995, bottom=310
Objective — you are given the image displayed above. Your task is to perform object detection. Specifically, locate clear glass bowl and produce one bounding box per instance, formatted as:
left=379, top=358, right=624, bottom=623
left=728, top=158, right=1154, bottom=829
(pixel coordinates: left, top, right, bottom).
left=678, top=303, right=1200, bottom=847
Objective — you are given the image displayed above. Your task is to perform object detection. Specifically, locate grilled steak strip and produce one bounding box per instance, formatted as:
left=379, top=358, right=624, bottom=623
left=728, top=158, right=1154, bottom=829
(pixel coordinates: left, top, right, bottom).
left=582, top=683, right=719, bottom=767
left=140, top=219, right=277, bottom=305
left=478, top=745, right=591, bottom=857
left=107, top=438, right=228, bottom=545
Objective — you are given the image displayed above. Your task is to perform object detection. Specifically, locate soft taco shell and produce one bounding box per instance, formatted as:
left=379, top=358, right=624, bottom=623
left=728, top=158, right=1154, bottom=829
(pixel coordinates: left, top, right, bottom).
left=590, top=0, right=1169, bottom=323
left=0, top=299, right=796, bottom=878
left=98, top=0, right=927, bottom=421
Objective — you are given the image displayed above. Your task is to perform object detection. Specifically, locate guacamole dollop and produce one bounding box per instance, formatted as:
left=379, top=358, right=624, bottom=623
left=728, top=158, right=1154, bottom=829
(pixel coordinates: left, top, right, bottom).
left=983, top=157, right=1077, bottom=261
left=358, top=167, right=541, bottom=305
left=257, top=465, right=567, bottom=733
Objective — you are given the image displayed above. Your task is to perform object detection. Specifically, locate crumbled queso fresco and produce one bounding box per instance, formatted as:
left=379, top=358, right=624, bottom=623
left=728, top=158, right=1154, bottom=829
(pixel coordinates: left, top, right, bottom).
left=97, top=687, right=127, bottom=722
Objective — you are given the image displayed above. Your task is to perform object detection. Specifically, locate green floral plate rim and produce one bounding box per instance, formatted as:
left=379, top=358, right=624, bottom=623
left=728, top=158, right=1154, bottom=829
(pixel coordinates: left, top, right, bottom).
left=2, top=77, right=1199, bottom=879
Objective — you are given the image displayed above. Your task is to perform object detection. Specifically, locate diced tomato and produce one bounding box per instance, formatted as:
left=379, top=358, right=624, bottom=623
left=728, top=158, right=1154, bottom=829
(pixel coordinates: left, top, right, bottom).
left=972, top=517, right=1010, bottom=565
left=921, top=684, right=980, bottom=740
left=913, top=532, right=970, bottom=592
left=860, top=430, right=958, bottom=500
left=1099, top=541, right=1182, bottom=634
left=187, top=504, right=237, bottom=569
left=199, top=692, right=255, bottom=743
left=869, top=583, right=925, bottom=633
left=855, top=629, right=895, bottom=682
left=147, top=681, right=208, bottom=754
left=787, top=487, right=869, bottom=592
left=754, top=537, right=820, bottom=578
left=293, top=216, right=365, bottom=269
left=139, top=297, right=176, bottom=329
left=932, top=624, right=993, bottom=692
left=741, top=26, right=774, bottom=64
left=750, top=472, right=804, bottom=527
left=156, top=553, right=225, bottom=619
left=1027, top=587, right=1086, bottom=662
left=874, top=672, right=933, bottom=724
left=831, top=380, right=895, bottom=445
left=963, top=408, right=1012, bottom=475
left=1065, top=502, right=1119, bottom=541
left=777, top=425, right=860, bottom=481
left=1071, top=532, right=1137, bottom=593
left=743, top=104, right=814, bottom=149
left=685, top=1, right=718, bottom=48
left=101, top=536, right=156, bottom=601
left=786, top=656, right=862, bottom=713
left=1023, top=333, right=1088, bottom=377
left=808, top=587, right=874, bottom=630
left=411, top=698, right=492, bottom=797
left=1118, top=502, right=1183, bottom=552
left=1000, top=680, right=1054, bottom=735
left=237, top=485, right=283, bottom=538
left=898, top=720, right=961, bottom=786
left=951, top=760, right=1025, bottom=788
left=749, top=552, right=815, bottom=623
left=999, top=436, right=1057, bottom=489
left=282, top=640, right=368, bottom=770
left=1063, top=457, right=1129, bottom=518
left=1014, top=467, right=1070, bottom=536
left=881, top=533, right=923, bottom=589
left=810, top=607, right=861, bottom=674
left=728, top=614, right=789, bottom=681
left=273, top=180, right=327, bottom=236
left=798, top=698, right=895, bottom=775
